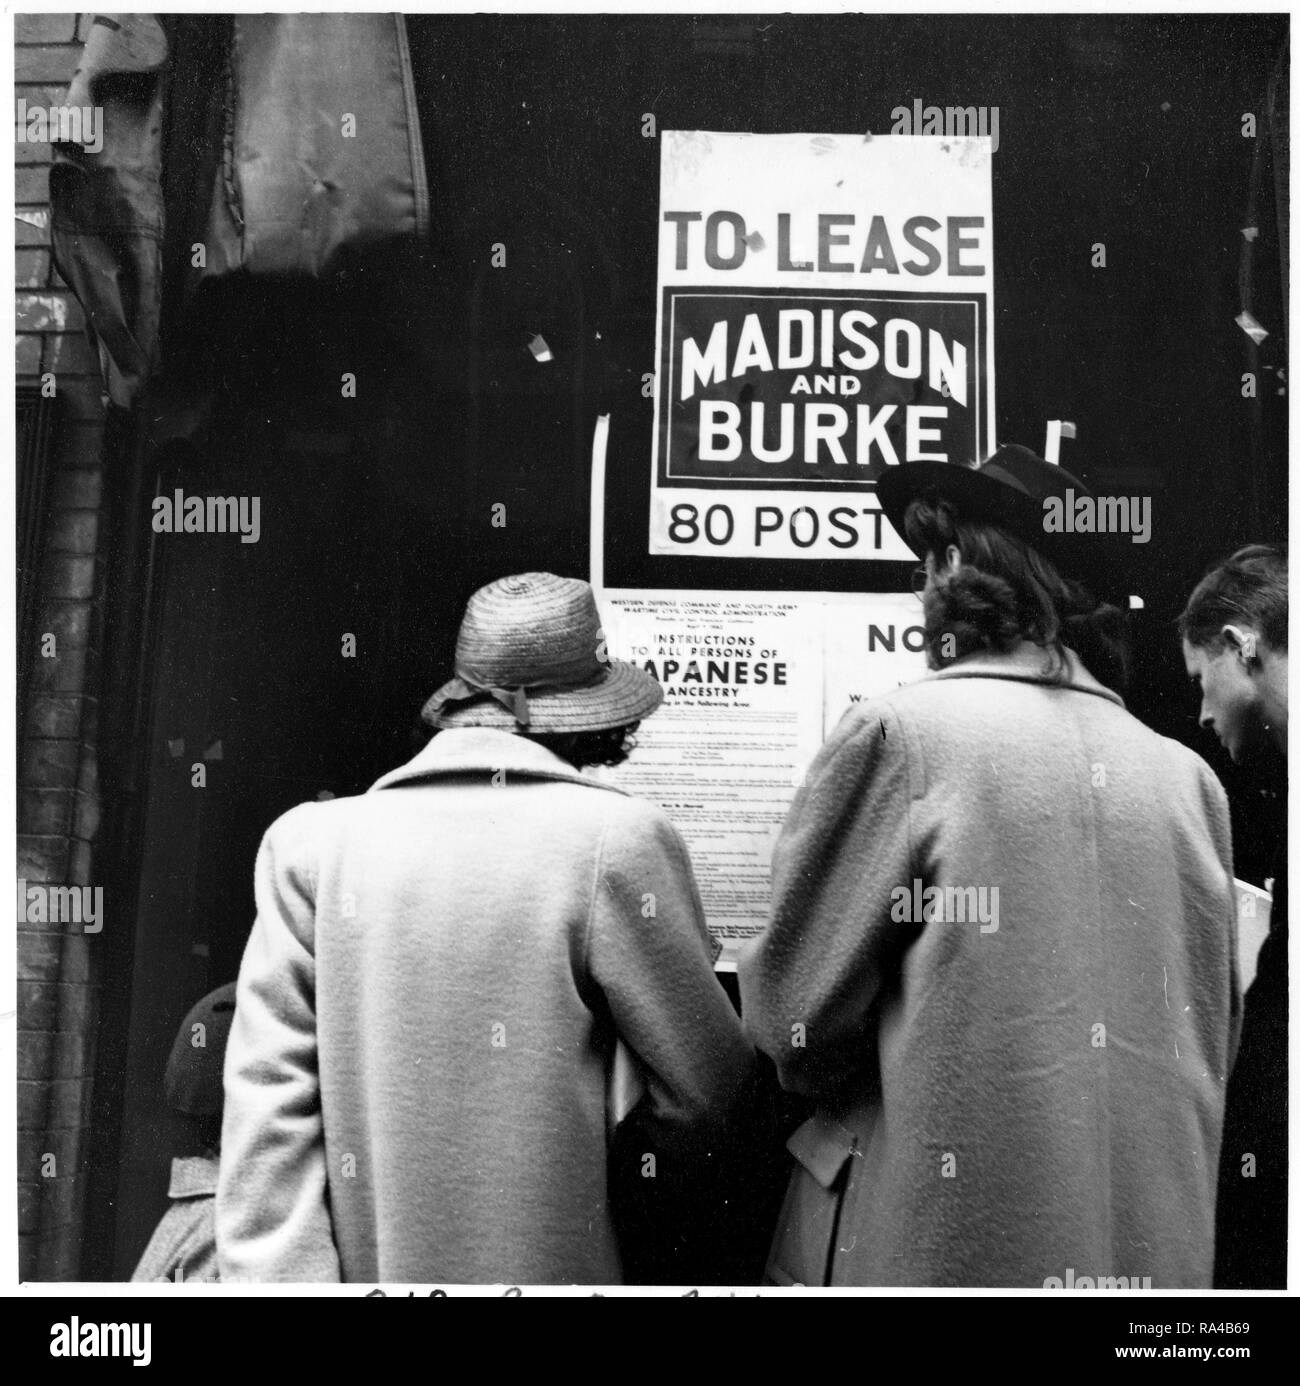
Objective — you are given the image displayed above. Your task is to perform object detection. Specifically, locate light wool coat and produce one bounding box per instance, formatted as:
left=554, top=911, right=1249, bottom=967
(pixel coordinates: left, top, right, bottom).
left=218, top=728, right=751, bottom=1284
left=739, top=647, right=1241, bottom=1288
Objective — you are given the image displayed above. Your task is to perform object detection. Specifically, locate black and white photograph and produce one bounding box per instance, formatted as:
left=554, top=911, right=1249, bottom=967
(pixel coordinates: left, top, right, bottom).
left=7, top=0, right=1293, bottom=1345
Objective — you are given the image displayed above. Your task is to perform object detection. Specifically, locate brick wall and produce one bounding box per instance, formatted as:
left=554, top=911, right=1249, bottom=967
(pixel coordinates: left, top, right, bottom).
left=15, top=12, right=109, bottom=1280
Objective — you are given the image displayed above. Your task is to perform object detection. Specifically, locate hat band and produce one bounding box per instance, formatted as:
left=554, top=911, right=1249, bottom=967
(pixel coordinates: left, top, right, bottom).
left=426, top=660, right=609, bottom=730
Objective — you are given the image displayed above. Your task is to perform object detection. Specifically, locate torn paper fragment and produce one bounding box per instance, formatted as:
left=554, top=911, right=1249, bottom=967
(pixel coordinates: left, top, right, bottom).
left=1044, top=419, right=1076, bottom=462
left=1236, top=311, right=1269, bottom=345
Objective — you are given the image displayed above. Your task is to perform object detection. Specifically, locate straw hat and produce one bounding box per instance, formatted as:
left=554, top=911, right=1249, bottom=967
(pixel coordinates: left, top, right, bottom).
left=422, top=573, right=664, bottom=733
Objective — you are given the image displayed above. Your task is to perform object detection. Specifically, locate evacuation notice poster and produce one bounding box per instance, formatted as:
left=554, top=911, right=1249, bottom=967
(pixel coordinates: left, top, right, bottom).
left=601, top=591, right=926, bottom=967
left=648, top=130, right=996, bottom=560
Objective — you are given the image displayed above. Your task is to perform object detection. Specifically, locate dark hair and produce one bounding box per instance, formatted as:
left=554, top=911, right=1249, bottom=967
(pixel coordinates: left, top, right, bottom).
left=1177, top=544, right=1287, bottom=652
left=526, top=723, right=640, bottom=770
left=903, top=495, right=1130, bottom=690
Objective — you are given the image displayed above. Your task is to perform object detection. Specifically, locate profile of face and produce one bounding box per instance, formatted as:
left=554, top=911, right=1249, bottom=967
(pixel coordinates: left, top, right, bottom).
left=1182, top=634, right=1265, bottom=763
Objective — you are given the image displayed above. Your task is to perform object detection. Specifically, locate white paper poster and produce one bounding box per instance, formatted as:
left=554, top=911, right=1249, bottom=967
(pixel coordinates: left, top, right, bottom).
left=602, top=590, right=926, bottom=966
left=820, top=591, right=930, bottom=731
left=601, top=593, right=822, bottom=967
left=648, top=130, right=996, bottom=560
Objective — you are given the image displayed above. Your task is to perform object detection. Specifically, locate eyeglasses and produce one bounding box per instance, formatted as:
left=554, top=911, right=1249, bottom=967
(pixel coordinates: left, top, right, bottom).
left=910, top=566, right=929, bottom=597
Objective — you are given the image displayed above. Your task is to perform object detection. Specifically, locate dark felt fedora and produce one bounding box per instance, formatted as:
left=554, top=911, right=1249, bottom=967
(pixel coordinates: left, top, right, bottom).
left=876, top=445, right=1129, bottom=590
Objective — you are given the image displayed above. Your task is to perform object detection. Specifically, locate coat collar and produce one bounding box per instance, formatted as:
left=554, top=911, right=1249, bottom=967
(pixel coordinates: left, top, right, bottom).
left=368, top=726, right=632, bottom=796
left=927, top=642, right=1125, bottom=708
left=168, top=1154, right=219, bottom=1200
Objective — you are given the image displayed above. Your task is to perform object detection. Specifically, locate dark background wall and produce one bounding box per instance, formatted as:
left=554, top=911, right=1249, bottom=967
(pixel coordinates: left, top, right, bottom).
left=405, top=9, right=1287, bottom=857
left=79, top=13, right=1287, bottom=1276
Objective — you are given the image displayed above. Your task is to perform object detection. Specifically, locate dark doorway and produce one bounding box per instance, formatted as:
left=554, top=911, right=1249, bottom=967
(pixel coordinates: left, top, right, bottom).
left=94, top=12, right=1286, bottom=1276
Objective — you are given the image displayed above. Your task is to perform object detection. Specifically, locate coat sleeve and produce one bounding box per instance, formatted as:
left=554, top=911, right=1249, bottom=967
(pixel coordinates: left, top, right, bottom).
left=217, top=803, right=342, bottom=1283
left=586, top=802, right=754, bottom=1140
left=738, top=700, right=916, bottom=1098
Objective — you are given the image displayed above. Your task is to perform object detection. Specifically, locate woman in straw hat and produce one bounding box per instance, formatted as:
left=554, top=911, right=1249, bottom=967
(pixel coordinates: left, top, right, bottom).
left=740, top=447, right=1240, bottom=1288
left=217, top=573, right=752, bottom=1285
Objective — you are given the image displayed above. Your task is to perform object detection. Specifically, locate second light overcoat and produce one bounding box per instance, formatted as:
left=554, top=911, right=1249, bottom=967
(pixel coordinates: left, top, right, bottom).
left=739, top=647, right=1241, bottom=1288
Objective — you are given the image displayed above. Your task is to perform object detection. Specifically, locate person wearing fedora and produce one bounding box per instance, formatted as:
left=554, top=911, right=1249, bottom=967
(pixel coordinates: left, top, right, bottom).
left=739, top=446, right=1241, bottom=1287
left=1179, top=545, right=1288, bottom=1289
left=216, top=572, right=753, bottom=1284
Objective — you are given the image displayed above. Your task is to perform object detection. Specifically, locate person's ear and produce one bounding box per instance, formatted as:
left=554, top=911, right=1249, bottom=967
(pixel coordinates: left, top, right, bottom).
left=945, top=544, right=962, bottom=575
left=1223, top=624, right=1258, bottom=663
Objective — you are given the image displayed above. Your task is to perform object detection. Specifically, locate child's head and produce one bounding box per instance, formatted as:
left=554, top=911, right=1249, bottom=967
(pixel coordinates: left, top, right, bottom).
left=164, top=983, right=238, bottom=1153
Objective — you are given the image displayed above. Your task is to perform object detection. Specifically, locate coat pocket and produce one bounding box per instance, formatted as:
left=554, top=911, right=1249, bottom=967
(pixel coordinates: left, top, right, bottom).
left=765, top=1112, right=859, bottom=1287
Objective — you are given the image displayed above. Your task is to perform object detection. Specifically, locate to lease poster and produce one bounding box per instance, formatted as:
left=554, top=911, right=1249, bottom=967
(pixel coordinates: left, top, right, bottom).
left=649, top=130, right=996, bottom=560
